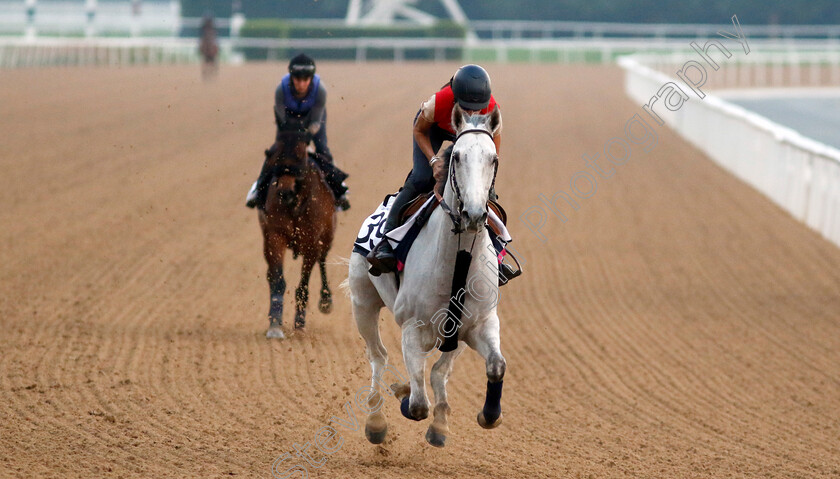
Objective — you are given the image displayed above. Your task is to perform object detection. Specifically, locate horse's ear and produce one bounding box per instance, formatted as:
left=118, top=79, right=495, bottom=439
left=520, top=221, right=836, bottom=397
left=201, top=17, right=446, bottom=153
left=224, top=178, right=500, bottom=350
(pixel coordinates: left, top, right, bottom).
left=451, top=103, right=467, bottom=133
left=487, top=105, right=502, bottom=136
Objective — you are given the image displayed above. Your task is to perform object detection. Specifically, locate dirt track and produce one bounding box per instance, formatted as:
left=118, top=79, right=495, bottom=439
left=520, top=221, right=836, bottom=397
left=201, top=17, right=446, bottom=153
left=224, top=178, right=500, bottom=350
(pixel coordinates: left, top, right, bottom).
left=1, top=63, right=839, bottom=478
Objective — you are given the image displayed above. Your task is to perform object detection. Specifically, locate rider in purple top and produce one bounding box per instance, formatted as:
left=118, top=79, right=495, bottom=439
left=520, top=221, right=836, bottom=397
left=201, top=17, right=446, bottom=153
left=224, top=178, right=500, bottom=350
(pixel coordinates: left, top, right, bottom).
left=246, top=53, right=350, bottom=211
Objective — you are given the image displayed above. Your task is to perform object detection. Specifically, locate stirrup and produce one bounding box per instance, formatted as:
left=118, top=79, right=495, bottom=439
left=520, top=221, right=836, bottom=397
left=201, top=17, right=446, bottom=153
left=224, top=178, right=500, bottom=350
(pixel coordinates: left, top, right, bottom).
left=245, top=181, right=258, bottom=208
left=498, top=250, right=523, bottom=287
left=335, top=194, right=351, bottom=212
left=366, top=241, right=397, bottom=276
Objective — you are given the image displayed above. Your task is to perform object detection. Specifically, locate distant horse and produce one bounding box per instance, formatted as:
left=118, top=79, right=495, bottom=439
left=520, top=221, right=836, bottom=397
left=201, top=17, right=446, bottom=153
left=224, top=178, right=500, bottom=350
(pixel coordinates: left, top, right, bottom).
left=198, top=16, right=219, bottom=79
left=348, top=104, right=505, bottom=447
left=260, top=122, right=337, bottom=339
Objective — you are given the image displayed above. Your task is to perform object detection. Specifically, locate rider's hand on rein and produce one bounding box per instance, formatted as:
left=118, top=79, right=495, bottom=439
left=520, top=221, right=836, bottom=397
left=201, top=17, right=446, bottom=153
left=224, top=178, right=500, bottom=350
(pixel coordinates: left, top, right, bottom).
left=431, top=156, right=446, bottom=183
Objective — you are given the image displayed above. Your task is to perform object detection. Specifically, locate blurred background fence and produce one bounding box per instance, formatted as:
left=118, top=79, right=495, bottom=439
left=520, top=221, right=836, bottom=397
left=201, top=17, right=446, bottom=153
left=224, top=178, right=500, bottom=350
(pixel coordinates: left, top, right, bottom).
left=2, top=1, right=840, bottom=68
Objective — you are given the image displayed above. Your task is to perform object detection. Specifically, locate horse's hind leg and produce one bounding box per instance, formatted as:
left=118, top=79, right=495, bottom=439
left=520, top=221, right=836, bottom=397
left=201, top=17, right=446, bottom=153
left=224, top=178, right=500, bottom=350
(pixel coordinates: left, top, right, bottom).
left=317, top=254, right=332, bottom=314
left=354, top=299, right=390, bottom=444
left=294, top=253, right=318, bottom=329
left=426, top=344, right=465, bottom=447
left=348, top=254, right=390, bottom=444
left=264, top=231, right=287, bottom=339
left=467, top=313, right=506, bottom=429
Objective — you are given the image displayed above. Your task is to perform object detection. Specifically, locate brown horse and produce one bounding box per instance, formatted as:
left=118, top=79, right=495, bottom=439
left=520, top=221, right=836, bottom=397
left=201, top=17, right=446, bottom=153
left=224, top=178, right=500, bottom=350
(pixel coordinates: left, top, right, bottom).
left=198, top=16, right=219, bottom=79
left=259, top=125, right=336, bottom=339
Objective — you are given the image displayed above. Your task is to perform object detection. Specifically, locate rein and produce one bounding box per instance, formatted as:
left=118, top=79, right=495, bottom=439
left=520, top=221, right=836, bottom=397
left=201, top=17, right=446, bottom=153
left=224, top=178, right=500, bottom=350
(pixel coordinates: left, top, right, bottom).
left=272, top=129, right=311, bottom=180
left=437, top=128, right=499, bottom=234
left=275, top=163, right=303, bottom=178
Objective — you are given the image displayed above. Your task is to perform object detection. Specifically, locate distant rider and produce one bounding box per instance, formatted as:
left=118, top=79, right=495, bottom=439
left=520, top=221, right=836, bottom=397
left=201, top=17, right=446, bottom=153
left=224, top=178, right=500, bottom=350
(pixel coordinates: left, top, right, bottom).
left=246, top=53, right=350, bottom=211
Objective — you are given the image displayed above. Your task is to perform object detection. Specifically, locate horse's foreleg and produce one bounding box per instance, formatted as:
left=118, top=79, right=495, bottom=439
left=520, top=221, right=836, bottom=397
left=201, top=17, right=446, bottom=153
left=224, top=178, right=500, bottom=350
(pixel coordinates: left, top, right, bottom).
left=400, top=324, right=430, bottom=421
left=426, top=344, right=465, bottom=447
left=264, top=232, right=287, bottom=339
left=468, top=313, right=506, bottom=429
left=294, top=253, right=317, bottom=329
left=317, top=254, right=332, bottom=314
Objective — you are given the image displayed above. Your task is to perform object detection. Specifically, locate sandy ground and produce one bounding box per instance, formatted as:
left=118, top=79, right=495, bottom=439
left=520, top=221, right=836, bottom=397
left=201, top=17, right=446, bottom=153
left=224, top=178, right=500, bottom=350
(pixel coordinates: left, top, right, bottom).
left=1, top=62, right=839, bottom=478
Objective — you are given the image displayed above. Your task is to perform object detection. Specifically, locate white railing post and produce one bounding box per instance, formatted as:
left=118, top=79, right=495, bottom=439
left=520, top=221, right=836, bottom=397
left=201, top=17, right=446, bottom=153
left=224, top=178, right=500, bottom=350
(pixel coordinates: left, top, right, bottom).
left=130, top=0, right=141, bottom=37
left=832, top=51, right=840, bottom=85
left=809, top=53, right=819, bottom=86
left=25, top=0, right=37, bottom=40
left=85, top=0, right=97, bottom=38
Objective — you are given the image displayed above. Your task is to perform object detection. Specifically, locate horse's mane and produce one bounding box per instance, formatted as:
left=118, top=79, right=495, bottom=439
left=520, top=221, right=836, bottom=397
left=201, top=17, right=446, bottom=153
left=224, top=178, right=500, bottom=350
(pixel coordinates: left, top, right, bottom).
left=434, top=144, right=455, bottom=195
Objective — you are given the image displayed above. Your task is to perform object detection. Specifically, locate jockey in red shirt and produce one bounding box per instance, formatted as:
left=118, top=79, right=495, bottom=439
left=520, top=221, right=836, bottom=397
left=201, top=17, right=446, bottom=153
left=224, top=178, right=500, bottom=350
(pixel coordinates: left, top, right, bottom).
left=367, top=64, right=502, bottom=275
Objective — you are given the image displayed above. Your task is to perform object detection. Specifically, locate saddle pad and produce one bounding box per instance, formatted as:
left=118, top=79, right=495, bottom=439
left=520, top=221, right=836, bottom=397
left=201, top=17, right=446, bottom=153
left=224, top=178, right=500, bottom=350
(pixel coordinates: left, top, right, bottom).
left=353, top=194, right=512, bottom=270
left=353, top=193, right=435, bottom=256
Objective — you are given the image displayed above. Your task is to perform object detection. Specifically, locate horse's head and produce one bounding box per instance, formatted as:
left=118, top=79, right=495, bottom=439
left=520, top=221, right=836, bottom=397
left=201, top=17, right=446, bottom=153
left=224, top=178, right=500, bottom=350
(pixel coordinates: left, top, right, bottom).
left=449, top=103, right=502, bottom=233
left=271, top=120, right=310, bottom=208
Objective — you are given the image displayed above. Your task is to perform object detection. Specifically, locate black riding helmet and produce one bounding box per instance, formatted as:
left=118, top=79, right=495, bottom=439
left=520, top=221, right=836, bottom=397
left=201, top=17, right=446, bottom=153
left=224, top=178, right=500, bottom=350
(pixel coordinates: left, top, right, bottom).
left=288, top=53, right=316, bottom=78
left=451, top=64, right=491, bottom=110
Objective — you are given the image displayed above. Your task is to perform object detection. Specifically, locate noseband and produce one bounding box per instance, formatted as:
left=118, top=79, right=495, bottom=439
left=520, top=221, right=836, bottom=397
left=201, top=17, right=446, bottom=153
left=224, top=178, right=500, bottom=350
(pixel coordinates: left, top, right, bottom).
left=439, top=128, right=499, bottom=234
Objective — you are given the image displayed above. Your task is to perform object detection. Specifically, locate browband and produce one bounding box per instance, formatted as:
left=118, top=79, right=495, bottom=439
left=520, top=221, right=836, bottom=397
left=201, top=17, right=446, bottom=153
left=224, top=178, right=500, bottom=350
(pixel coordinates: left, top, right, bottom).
left=454, top=128, right=494, bottom=142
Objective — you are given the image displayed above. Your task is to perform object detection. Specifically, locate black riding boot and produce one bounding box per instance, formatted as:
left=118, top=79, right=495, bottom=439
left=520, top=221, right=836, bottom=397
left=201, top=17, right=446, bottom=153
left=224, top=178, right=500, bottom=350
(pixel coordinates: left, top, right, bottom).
left=246, top=148, right=275, bottom=210
left=366, top=182, right=419, bottom=276
left=312, top=152, right=350, bottom=211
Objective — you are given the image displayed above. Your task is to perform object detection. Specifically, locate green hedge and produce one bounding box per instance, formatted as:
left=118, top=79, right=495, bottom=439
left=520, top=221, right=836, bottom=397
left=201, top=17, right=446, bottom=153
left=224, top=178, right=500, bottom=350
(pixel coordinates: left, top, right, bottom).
left=239, top=19, right=467, bottom=61
left=240, top=19, right=467, bottom=39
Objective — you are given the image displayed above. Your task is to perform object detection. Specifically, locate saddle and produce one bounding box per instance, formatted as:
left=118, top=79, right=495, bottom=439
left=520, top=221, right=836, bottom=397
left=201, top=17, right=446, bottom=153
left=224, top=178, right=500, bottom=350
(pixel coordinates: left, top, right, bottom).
left=395, top=191, right=520, bottom=285
left=398, top=191, right=508, bottom=238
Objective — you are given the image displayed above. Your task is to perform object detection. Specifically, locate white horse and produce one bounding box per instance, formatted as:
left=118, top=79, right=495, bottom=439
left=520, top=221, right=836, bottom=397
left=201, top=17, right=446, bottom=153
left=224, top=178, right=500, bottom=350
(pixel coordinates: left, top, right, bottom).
left=347, top=104, right=506, bottom=447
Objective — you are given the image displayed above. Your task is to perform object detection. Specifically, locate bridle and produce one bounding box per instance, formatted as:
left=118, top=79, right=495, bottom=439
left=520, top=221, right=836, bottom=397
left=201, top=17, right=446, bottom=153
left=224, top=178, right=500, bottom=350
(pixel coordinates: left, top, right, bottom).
left=273, top=129, right=311, bottom=181
left=438, top=128, right=499, bottom=234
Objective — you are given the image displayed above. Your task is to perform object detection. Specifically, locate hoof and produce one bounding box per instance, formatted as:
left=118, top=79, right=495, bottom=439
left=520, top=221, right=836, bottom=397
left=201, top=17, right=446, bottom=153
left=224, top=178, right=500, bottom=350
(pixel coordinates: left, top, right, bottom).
left=265, top=326, right=285, bottom=339
left=294, top=314, right=306, bottom=330
left=425, top=426, right=447, bottom=448
left=390, top=383, right=411, bottom=400
left=318, top=297, right=332, bottom=314
left=364, top=423, right=388, bottom=444
left=400, top=397, right=428, bottom=421
left=477, top=411, right=502, bottom=429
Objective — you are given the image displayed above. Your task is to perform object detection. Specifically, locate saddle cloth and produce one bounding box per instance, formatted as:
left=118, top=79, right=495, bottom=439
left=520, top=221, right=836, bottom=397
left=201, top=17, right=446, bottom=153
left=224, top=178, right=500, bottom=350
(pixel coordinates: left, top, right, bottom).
left=353, top=192, right=512, bottom=272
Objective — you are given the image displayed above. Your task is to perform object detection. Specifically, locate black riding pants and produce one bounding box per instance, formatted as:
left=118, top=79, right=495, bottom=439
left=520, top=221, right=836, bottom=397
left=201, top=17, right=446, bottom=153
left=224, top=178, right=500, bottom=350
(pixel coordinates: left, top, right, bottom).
left=383, top=111, right=454, bottom=232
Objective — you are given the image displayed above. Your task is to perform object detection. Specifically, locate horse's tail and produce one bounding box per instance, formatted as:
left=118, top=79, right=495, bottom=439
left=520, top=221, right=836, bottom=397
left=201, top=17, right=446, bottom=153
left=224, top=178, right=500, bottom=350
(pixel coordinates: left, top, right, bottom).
left=337, top=256, right=352, bottom=297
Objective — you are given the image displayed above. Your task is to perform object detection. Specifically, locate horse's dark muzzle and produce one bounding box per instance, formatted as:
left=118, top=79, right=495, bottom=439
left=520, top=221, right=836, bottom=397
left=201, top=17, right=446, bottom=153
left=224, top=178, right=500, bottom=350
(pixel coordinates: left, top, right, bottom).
left=279, top=190, right=297, bottom=207
left=461, top=210, right=487, bottom=233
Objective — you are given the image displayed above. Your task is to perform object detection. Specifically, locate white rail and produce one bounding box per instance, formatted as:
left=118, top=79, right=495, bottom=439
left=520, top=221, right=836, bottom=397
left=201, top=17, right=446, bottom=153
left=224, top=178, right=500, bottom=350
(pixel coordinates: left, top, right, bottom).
left=471, top=20, right=840, bottom=41
left=0, top=37, right=201, bottom=67
left=619, top=55, right=840, bottom=247
left=0, top=0, right=180, bottom=37
left=632, top=51, right=840, bottom=88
